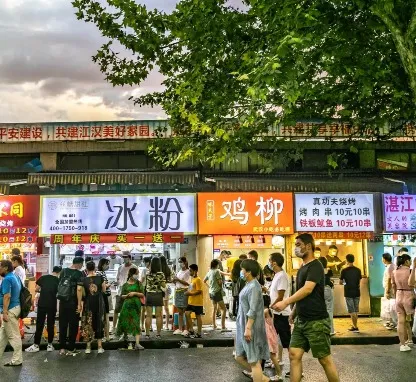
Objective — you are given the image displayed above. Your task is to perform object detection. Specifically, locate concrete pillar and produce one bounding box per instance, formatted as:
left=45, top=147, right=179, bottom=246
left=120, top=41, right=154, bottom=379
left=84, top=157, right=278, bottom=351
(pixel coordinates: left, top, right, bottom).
left=196, top=236, right=214, bottom=325
left=40, top=152, right=58, bottom=171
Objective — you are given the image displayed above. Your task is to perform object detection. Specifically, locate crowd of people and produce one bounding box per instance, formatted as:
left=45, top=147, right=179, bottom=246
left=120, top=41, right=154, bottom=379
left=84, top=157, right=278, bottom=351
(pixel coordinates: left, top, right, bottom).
left=0, top=238, right=414, bottom=381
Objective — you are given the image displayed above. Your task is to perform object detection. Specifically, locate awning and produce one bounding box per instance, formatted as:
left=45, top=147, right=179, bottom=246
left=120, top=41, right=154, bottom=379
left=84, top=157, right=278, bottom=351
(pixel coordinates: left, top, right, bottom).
left=28, top=171, right=198, bottom=187
left=0, top=179, right=28, bottom=195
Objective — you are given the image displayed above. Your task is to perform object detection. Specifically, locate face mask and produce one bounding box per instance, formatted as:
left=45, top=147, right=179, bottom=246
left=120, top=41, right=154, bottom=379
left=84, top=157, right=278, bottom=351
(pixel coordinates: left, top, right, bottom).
left=268, top=262, right=274, bottom=270
left=133, top=274, right=139, bottom=280
left=295, top=247, right=305, bottom=259
left=240, top=270, right=246, bottom=280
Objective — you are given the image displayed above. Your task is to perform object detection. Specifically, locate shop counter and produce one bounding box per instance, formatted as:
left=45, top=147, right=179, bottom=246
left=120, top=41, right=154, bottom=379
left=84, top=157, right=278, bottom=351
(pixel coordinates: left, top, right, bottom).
left=333, top=277, right=370, bottom=316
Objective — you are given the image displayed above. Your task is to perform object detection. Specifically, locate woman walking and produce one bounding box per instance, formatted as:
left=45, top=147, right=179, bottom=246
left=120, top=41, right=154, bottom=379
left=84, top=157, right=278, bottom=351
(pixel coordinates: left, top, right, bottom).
left=231, top=259, right=245, bottom=319
left=318, top=256, right=335, bottom=335
left=96, top=258, right=111, bottom=341
left=235, top=259, right=270, bottom=382
left=392, top=254, right=415, bottom=352
left=160, top=256, right=172, bottom=330
left=204, top=259, right=227, bottom=330
left=145, top=257, right=166, bottom=339
left=117, top=267, right=145, bottom=350
left=78, top=261, right=107, bottom=354
left=172, top=257, right=191, bottom=335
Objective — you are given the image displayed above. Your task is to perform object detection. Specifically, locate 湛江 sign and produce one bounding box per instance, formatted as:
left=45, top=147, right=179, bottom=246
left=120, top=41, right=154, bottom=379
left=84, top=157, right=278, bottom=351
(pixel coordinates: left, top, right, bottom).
left=198, top=193, right=294, bottom=235
left=295, top=194, right=375, bottom=232
left=40, top=194, right=196, bottom=236
left=384, top=194, right=416, bottom=232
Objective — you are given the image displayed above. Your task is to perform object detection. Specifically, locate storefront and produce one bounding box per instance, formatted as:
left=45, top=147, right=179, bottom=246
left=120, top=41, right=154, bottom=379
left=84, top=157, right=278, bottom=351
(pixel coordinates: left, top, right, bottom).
left=0, top=195, right=40, bottom=277
left=294, top=193, right=376, bottom=316
left=368, top=194, right=416, bottom=298
left=197, top=192, right=294, bottom=272
left=39, top=194, right=197, bottom=309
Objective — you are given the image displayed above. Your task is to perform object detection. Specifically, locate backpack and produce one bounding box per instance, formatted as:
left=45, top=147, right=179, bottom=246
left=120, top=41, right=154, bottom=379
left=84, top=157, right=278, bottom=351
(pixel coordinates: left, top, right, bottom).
left=18, top=277, right=32, bottom=319
left=57, top=268, right=74, bottom=302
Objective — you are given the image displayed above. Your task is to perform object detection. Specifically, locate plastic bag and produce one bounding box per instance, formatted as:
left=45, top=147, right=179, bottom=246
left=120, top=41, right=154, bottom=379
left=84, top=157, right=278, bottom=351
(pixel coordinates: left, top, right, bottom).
left=380, top=297, right=391, bottom=320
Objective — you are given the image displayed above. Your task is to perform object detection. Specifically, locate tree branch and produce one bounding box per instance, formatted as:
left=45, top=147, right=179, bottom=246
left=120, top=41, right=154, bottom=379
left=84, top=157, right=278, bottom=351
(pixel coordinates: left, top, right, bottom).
left=406, top=10, right=416, bottom=39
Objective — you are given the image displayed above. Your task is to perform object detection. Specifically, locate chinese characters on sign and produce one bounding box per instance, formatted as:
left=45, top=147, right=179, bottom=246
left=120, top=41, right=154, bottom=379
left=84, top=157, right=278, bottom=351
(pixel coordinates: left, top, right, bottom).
left=198, top=193, right=294, bottom=235
left=298, top=231, right=374, bottom=240
left=51, top=233, right=184, bottom=245
left=384, top=194, right=416, bottom=232
left=213, top=235, right=273, bottom=249
left=295, top=194, right=375, bottom=232
left=40, top=195, right=196, bottom=236
left=0, top=121, right=171, bottom=143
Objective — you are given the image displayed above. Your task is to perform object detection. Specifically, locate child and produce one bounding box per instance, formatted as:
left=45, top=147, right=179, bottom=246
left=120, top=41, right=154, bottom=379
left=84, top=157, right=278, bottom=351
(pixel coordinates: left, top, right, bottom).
left=264, top=308, right=283, bottom=381
left=184, top=264, right=203, bottom=338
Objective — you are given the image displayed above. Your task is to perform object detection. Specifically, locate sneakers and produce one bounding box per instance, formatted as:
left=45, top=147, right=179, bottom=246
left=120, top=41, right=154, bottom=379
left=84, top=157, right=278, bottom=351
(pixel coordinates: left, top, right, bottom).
left=97, top=348, right=105, bottom=354
left=85, top=347, right=91, bottom=354
left=25, top=344, right=40, bottom=353
left=265, top=361, right=274, bottom=369
left=173, top=329, right=183, bottom=335
left=135, top=343, right=145, bottom=350
left=190, top=333, right=202, bottom=339
left=348, top=326, right=359, bottom=332
left=400, top=345, right=412, bottom=352
left=405, top=340, right=414, bottom=347
left=47, top=344, right=54, bottom=352
left=182, top=330, right=190, bottom=337
left=242, top=370, right=252, bottom=379
left=269, top=376, right=283, bottom=381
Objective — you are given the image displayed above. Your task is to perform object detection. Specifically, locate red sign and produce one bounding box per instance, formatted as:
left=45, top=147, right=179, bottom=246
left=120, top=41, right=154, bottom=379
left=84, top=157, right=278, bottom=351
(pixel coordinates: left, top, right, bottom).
left=51, top=233, right=184, bottom=245
left=0, top=196, right=40, bottom=242
left=299, top=231, right=374, bottom=240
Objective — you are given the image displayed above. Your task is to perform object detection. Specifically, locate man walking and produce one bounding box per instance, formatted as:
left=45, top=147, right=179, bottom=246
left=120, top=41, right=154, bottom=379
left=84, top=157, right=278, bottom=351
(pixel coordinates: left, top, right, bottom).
left=184, top=264, right=203, bottom=338
left=58, top=257, right=84, bottom=356
left=0, top=260, right=22, bottom=366
left=340, top=254, right=362, bottom=332
left=275, top=233, right=339, bottom=382
left=26, top=266, right=62, bottom=353
left=269, top=253, right=291, bottom=369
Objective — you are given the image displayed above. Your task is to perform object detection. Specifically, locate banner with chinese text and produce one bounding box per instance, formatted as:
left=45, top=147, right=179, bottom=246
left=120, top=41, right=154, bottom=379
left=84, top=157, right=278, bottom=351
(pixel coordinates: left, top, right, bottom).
left=298, top=231, right=374, bottom=240
left=295, top=194, right=375, bottom=232
left=198, top=193, right=294, bottom=235
left=51, top=233, right=184, bottom=245
left=40, top=194, right=196, bottom=236
left=0, top=196, right=39, bottom=243
left=383, top=194, right=416, bottom=232
left=213, top=235, right=273, bottom=249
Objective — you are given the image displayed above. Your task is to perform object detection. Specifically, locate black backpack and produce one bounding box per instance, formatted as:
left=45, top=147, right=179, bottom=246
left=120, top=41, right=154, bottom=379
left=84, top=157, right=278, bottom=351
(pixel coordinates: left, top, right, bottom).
left=18, top=277, right=32, bottom=319
left=57, top=268, right=74, bottom=302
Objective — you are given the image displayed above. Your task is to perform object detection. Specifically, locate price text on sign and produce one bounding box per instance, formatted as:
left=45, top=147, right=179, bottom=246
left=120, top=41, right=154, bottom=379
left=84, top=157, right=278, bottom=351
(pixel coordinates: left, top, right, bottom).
left=295, top=194, right=375, bottom=232
left=384, top=194, right=416, bottom=232
left=198, top=193, right=294, bottom=235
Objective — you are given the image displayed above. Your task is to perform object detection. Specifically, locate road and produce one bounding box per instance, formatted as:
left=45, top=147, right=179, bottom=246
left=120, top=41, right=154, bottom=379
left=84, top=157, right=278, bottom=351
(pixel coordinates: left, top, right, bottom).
left=1, top=345, right=414, bottom=382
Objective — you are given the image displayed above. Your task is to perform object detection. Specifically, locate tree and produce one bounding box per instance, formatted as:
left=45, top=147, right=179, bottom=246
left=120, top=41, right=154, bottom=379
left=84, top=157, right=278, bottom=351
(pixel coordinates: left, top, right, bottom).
left=72, top=0, right=416, bottom=168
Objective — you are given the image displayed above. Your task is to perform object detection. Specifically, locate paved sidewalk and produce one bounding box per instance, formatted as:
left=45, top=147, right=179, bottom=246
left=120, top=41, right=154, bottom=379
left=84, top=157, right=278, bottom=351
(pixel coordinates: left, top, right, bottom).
left=18, top=317, right=403, bottom=351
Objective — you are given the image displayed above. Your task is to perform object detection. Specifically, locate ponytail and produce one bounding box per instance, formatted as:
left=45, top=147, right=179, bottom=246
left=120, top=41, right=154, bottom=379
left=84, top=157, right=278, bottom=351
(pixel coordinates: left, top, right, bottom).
left=396, top=254, right=411, bottom=268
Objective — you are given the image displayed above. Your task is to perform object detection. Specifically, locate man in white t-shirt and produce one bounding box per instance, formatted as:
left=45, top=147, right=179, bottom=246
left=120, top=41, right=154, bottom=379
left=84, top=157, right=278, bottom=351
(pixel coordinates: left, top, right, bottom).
left=269, top=252, right=292, bottom=352
left=106, top=252, right=123, bottom=270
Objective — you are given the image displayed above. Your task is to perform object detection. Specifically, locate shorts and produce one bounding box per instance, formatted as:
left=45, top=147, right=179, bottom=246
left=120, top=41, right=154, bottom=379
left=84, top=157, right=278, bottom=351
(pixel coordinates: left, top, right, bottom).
left=396, top=291, right=415, bottom=315
left=273, top=314, right=291, bottom=349
left=209, top=291, right=223, bottom=303
left=114, top=295, right=124, bottom=314
left=345, top=297, right=360, bottom=314
left=146, top=292, right=164, bottom=307
left=186, top=305, right=203, bottom=315
left=174, top=288, right=189, bottom=309
left=290, top=317, right=331, bottom=359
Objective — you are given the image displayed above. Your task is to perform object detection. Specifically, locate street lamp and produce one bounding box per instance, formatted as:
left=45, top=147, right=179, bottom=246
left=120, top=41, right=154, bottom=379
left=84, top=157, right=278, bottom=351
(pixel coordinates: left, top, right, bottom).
left=384, top=177, right=409, bottom=194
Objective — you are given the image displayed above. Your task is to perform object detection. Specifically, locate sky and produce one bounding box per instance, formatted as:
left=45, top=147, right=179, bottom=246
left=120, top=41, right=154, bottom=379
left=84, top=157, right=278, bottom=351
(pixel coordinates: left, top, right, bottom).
left=0, top=0, right=180, bottom=123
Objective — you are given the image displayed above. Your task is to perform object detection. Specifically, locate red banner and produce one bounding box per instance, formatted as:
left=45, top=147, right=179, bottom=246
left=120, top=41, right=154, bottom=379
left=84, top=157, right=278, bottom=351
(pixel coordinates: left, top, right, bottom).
left=51, top=233, right=184, bottom=245
left=299, top=231, right=374, bottom=240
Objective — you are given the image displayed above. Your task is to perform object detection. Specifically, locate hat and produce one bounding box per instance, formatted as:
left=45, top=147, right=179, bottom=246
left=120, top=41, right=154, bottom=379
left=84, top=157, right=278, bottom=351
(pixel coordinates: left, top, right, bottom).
left=73, top=257, right=84, bottom=265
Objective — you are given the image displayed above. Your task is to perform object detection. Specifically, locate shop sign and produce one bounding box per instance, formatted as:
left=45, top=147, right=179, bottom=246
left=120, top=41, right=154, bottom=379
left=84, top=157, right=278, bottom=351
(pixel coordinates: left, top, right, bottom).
left=40, top=194, right=196, bottom=236
left=213, top=235, right=273, bottom=249
left=295, top=193, right=375, bottom=232
left=51, top=233, right=184, bottom=245
left=0, top=196, right=39, bottom=242
left=299, top=231, right=374, bottom=240
left=198, top=193, right=294, bottom=235
left=383, top=194, right=416, bottom=232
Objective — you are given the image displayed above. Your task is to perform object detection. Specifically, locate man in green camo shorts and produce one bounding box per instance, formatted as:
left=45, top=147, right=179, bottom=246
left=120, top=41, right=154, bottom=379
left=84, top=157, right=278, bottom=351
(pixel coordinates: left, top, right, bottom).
left=275, top=234, right=339, bottom=382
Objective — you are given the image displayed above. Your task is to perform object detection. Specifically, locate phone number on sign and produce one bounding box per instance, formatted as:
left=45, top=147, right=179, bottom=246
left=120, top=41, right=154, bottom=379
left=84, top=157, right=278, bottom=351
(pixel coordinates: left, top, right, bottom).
left=49, top=226, right=88, bottom=231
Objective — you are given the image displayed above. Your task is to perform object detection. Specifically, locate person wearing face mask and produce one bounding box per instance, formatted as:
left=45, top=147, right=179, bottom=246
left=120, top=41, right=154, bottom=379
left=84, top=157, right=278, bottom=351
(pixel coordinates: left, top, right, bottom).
left=113, top=252, right=137, bottom=336
left=392, top=254, right=415, bottom=352
left=116, top=267, right=145, bottom=350
left=172, top=257, right=191, bottom=335
left=235, top=259, right=270, bottom=382
left=97, top=258, right=111, bottom=342
left=274, top=234, right=339, bottom=382
left=106, top=251, right=123, bottom=271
